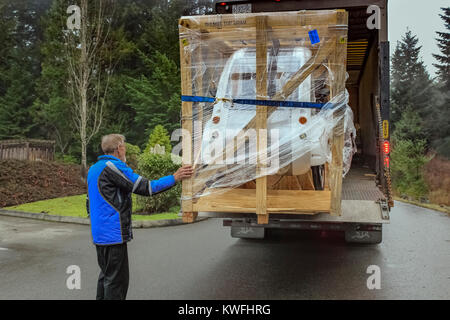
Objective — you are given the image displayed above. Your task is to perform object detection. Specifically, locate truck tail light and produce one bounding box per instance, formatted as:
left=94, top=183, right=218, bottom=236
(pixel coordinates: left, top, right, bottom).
left=383, top=141, right=390, bottom=154
left=384, top=157, right=390, bottom=168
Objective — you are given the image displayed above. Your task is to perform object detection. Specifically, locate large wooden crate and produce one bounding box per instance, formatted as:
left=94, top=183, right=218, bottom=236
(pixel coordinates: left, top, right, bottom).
left=178, top=10, right=349, bottom=224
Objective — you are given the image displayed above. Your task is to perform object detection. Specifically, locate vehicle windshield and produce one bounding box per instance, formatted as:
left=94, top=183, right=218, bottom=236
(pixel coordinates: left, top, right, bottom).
left=218, top=47, right=312, bottom=102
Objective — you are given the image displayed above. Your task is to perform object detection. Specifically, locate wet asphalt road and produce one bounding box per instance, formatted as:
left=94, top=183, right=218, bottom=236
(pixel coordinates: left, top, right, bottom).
left=0, top=201, right=449, bottom=300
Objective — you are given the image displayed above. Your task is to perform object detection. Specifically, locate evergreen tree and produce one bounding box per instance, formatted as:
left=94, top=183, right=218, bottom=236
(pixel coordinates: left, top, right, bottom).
left=33, top=0, right=74, bottom=154
left=0, top=0, right=212, bottom=156
left=0, top=1, right=13, bottom=74
left=433, top=7, right=450, bottom=90
left=392, top=107, right=426, bottom=143
left=0, top=0, right=52, bottom=139
left=144, top=124, right=172, bottom=154
left=391, top=30, right=433, bottom=128
left=139, top=0, right=185, bottom=66
left=125, top=50, right=181, bottom=146
left=0, top=2, right=15, bottom=138
left=70, top=0, right=186, bottom=162
left=390, top=30, right=435, bottom=198
left=391, top=139, right=429, bottom=199
left=0, top=63, right=36, bottom=139
left=430, top=7, right=450, bottom=158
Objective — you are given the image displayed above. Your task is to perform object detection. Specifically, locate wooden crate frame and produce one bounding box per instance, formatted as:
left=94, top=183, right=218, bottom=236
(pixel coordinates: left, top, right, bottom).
left=178, top=10, right=349, bottom=223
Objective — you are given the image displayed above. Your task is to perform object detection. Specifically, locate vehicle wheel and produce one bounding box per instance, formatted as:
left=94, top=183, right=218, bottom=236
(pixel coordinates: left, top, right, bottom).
left=311, top=165, right=325, bottom=190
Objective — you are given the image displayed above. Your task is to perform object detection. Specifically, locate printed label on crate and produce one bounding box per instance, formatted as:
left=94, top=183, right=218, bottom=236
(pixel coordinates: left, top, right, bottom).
left=204, top=17, right=248, bottom=29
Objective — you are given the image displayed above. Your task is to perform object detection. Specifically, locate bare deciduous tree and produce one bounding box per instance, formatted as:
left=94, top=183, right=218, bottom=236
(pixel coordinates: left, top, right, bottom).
left=64, top=0, right=115, bottom=178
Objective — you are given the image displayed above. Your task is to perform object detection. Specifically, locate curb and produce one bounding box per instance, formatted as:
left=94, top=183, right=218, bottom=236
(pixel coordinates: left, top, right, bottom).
left=0, top=209, right=208, bottom=228
left=132, top=216, right=208, bottom=228
left=393, top=198, right=450, bottom=215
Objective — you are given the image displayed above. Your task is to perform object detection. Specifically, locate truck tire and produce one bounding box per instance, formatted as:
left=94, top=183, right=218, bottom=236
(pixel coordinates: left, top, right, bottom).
left=345, top=226, right=382, bottom=244
left=231, top=226, right=265, bottom=239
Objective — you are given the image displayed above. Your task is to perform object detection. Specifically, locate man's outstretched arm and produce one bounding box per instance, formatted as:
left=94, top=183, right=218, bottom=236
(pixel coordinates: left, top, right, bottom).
left=149, top=165, right=194, bottom=195
left=102, top=160, right=193, bottom=196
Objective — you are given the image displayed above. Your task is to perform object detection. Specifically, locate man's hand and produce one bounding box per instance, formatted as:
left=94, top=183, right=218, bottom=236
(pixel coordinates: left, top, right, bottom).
left=173, top=165, right=194, bottom=182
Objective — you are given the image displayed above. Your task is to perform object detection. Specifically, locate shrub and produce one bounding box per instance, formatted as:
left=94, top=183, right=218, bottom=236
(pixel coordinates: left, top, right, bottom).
left=391, top=139, right=430, bottom=199
left=136, top=152, right=180, bottom=213
left=424, top=155, right=450, bottom=206
left=143, top=124, right=172, bottom=154
left=125, top=143, right=141, bottom=170
left=55, top=153, right=79, bottom=165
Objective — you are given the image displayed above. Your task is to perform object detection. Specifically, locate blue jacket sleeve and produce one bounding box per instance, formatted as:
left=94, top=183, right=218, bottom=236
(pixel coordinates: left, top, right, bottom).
left=150, top=175, right=176, bottom=195
left=112, top=160, right=176, bottom=196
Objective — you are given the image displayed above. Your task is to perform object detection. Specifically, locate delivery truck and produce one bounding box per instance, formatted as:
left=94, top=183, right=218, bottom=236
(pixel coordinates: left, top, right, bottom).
left=178, top=0, right=392, bottom=244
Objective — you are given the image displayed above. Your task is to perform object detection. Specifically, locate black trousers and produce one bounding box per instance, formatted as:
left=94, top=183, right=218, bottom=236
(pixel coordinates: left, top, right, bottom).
left=95, top=242, right=129, bottom=300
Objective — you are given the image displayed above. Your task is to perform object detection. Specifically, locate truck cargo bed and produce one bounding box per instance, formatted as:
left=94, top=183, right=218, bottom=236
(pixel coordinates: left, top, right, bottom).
left=342, top=163, right=385, bottom=201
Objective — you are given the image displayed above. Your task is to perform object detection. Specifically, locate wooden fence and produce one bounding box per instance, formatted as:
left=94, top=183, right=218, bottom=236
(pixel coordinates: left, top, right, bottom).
left=0, top=139, right=55, bottom=161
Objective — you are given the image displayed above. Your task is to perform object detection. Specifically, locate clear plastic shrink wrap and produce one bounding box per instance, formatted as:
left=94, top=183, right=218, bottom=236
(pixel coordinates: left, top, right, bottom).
left=178, top=10, right=356, bottom=200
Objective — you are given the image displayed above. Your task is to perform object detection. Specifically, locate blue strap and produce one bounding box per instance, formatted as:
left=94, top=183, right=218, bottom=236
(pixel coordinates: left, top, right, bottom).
left=181, top=95, right=326, bottom=109
left=234, top=99, right=324, bottom=109
left=181, top=95, right=215, bottom=103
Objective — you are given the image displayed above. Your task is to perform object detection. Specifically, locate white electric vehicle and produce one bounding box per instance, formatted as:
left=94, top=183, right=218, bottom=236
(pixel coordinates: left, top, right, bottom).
left=201, top=46, right=348, bottom=189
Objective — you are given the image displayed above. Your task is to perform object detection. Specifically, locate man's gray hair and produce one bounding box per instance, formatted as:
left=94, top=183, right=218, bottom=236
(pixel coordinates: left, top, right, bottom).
left=101, top=134, right=125, bottom=154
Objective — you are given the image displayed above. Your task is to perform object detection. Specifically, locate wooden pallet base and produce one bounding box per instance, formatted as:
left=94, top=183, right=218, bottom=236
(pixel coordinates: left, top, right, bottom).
left=191, top=188, right=331, bottom=214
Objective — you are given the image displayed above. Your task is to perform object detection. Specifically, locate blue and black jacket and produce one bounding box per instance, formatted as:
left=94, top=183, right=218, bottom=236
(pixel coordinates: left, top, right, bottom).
left=87, top=155, right=176, bottom=245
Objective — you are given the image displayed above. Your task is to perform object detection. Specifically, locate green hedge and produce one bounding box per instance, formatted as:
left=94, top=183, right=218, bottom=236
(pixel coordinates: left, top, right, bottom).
left=136, top=152, right=181, bottom=213
left=125, top=143, right=141, bottom=170
left=391, top=139, right=429, bottom=199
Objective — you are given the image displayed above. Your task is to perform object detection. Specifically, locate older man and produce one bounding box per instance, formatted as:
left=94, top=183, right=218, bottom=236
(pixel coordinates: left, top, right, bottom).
left=87, top=134, right=193, bottom=300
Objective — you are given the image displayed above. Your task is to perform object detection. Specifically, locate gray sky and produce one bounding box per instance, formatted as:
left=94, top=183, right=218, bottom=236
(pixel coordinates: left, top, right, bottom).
left=389, top=0, right=449, bottom=78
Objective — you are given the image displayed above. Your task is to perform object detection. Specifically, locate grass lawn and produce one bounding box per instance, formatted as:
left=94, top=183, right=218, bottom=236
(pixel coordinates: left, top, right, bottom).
left=3, top=194, right=180, bottom=221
